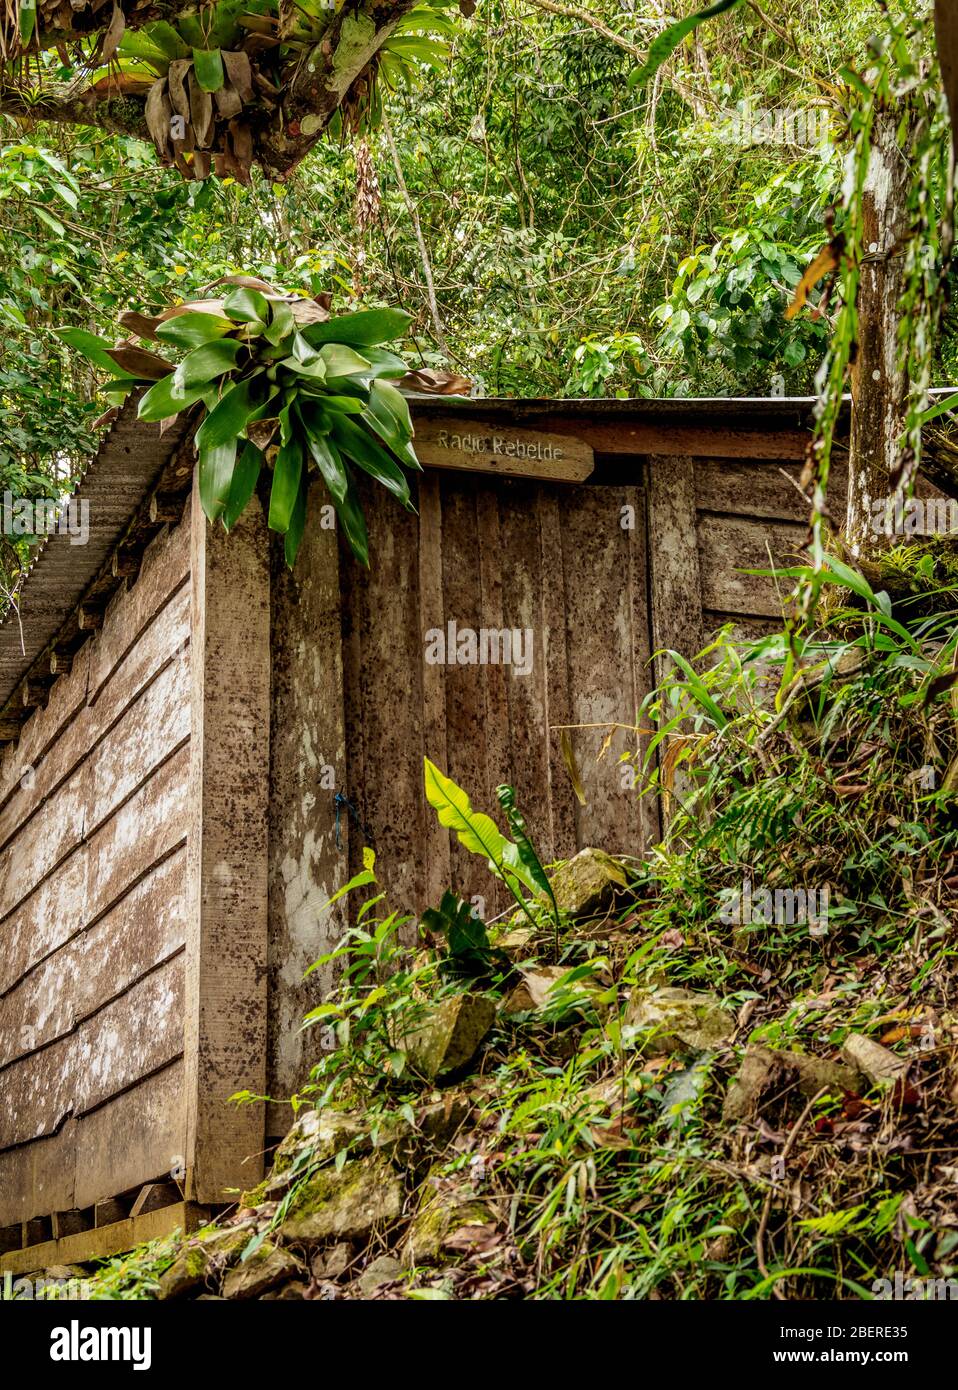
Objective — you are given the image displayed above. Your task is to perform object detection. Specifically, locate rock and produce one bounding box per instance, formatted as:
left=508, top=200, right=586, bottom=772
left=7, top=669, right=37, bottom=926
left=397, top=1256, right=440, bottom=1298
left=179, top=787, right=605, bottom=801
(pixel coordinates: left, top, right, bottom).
left=157, top=1244, right=216, bottom=1299
left=261, top=1280, right=309, bottom=1300
left=841, top=1033, right=909, bottom=1088
left=156, top=1228, right=251, bottom=1299
left=270, top=1108, right=369, bottom=1181
left=402, top=993, right=496, bottom=1081
left=221, top=1243, right=304, bottom=1300
left=624, top=987, right=734, bottom=1054
left=549, top=847, right=628, bottom=918
left=724, top=1045, right=863, bottom=1122
left=357, top=1254, right=403, bottom=1296
left=278, top=1156, right=404, bottom=1243
left=404, top=1176, right=497, bottom=1266
left=42, top=1265, right=86, bottom=1282
left=387, top=1092, right=473, bottom=1164
left=311, top=1242, right=352, bottom=1281
left=415, top=1093, right=472, bottom=1143
left=501, top=965, right=601, bottom=1017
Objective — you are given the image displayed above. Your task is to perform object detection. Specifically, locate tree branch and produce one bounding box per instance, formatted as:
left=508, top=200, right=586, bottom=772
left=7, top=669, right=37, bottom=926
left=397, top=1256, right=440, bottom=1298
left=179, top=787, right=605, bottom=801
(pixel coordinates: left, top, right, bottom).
left=0, top=0, right=421, bottom=179
left=519, top=0, right=644, bottom=59
left=0, top=84, right=148, bottom=141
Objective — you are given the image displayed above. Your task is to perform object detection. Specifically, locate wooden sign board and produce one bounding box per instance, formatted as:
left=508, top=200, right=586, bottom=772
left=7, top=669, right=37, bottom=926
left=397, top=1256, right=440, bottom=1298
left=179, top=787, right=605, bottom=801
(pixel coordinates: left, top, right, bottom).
left=413, top=416, right=594, bottom=483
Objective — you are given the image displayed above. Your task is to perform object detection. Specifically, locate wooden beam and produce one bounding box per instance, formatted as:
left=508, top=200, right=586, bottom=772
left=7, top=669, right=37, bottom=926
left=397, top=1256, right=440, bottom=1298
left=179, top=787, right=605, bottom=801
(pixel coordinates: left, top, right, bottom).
left=149, top=494, right=184, bottom=526
left=129, top=1181, right=181, bottom=1219
left=52, top=1208, right=93, bottom=1239
left=21, top=679, right=51, bottom=711
left=77, top=604, right=104, bottom=632
left=94, top=1198, right=128, bottom=1228
left=0, top=1223, right=22, bottom=1255
left=111, top=549, right=141, bottom=580
left=414, top=416, right=595, bottom=481
left=0, top=1201, right=209, bottom=1276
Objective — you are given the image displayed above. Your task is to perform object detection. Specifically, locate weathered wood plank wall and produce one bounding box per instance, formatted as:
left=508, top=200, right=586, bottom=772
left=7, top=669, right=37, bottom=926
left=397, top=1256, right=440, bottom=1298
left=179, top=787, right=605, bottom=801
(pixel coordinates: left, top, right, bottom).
left=267, top=466, right=658, bottom=1109
left=0, top=512, right=192, bottom=1226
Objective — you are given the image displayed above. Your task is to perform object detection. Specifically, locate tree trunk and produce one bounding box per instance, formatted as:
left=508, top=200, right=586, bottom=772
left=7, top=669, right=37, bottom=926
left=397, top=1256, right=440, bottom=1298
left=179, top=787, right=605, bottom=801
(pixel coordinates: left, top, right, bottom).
left=845, top=107, right=912, bottom=557
left=936, top=0, right=958, bottom=161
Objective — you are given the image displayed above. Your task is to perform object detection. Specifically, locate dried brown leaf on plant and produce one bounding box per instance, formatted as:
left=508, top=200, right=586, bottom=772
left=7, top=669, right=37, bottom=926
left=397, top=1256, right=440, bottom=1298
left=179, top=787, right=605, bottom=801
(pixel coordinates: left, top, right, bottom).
left=399, top=368, right=473, bottom=395
left=785, top=238, right=843, bottom=320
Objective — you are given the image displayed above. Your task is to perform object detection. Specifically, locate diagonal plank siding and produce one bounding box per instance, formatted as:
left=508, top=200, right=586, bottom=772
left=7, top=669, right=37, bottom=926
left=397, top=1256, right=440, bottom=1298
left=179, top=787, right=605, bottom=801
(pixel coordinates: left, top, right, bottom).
left=0, top=517, right=192, bottom=1225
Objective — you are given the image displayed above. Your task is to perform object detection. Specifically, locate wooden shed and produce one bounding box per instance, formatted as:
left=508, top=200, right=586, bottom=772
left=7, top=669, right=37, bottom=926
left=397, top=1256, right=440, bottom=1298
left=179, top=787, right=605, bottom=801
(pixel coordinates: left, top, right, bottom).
left=0, top=392, right=901, bottom=1270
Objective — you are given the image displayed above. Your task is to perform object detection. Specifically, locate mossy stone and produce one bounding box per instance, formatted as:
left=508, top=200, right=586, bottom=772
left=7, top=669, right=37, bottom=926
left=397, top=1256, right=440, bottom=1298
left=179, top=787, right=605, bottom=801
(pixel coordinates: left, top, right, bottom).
left=221, top=1242, right=303, bottom=1299
left=624, top=986, right=734, bottom=1054
left=278, top=1156, right=403, bottom=1243
left=402, top=993, right=496, bottom=1081
left=549, top=848, right=629, bottom=918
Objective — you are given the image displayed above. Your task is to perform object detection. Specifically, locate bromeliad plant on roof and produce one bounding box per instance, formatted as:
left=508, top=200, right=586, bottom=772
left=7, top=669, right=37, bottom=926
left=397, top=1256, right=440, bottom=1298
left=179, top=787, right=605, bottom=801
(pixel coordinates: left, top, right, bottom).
left=58, top=275, right=420, bottom=567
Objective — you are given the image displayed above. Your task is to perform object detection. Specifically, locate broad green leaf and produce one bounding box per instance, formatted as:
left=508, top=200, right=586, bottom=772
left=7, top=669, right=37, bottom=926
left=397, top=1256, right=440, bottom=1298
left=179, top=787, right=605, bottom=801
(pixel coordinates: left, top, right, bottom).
left=315, top=394, right=365, bottom=414
left=268, top=437, right=303, bottom=534
left=173, top=337, right=244, bottom=390
left=370, top=377, right=413, bottom=436
left=302, top=428, right=369, bottom=565
left=31, top=205, right=65, bottom=237
left=360, top=401, right=419, bottom=471
left=20, top=0, right=36, bottom=45
left=423, top=758, right=538, bottom=894
left=223, top=286, right=269, bottom=325
left=138, top=373, right=210, bottom=421
left=278, top=355, right=328, bottom=381
left=223, top=441, right=262, bottom=531
left=156, top=311, right=236, bottom=348
left=264, top=299, right=295, bottom=345
left=360, top=346, right=410, bottom=378
left=199, top=437, right=238, bottom=523
left=302, top=308, right=412, bottom=349
left=329, top=415, right=412, bottom=507
left=317, top=343, right=372, bottom=379
left=284, top=478, right=308, bottom=568
left=496, top=784, right=558, bottom=921
left=122, top=21, right=189, bottom=60
left=192, top=47, right=225, bottom=92
left=194, top=376, right=260, bottom=449
left=56, top=327, right=137, bottom=377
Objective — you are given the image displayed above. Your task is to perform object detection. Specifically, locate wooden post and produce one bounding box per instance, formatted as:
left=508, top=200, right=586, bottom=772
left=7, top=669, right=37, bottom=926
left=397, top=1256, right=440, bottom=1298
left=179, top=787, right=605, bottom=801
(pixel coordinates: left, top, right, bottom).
left=266, top=481, right=349, bottom=1134
left=184, top=481, right=270, bottom=1204
left=846, top=106, right=912, bottom=555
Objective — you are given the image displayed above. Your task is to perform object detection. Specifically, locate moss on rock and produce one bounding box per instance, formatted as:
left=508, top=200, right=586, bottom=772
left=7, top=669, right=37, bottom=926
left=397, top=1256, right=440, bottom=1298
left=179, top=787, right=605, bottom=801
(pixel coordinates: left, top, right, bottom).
left=550, top=847, right=629, bottom=919
left=278, top=1156, right=404, bottom=1243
